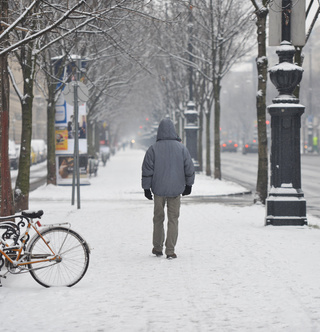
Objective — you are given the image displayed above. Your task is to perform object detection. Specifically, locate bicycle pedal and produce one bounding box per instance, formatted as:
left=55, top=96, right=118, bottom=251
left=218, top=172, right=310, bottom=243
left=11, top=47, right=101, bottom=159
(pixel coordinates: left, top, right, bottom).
left=0, top=275, right=7, bottom=279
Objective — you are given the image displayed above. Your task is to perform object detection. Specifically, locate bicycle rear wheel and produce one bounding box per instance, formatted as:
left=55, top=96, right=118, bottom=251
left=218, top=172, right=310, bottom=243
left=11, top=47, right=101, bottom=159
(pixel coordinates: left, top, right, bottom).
left=27, top=227, right=90, bottom=287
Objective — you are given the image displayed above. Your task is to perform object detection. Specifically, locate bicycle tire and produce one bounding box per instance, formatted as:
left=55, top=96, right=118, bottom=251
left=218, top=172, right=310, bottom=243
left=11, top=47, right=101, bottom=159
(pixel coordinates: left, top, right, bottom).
left=27, top=227, right=90, bottom=287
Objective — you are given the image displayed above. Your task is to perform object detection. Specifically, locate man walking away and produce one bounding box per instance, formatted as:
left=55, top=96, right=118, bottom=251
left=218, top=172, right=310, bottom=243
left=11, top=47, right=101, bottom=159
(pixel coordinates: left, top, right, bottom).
left=141, top=118, right=195, bottom=259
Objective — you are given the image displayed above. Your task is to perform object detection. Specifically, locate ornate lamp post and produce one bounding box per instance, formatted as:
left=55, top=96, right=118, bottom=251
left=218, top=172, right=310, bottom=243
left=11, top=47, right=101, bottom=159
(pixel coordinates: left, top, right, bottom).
left=184, top=7, right=200, bottom=171
left=184, top=101, right=199, bottom=171
left=265, top=0, right=307, bottom=226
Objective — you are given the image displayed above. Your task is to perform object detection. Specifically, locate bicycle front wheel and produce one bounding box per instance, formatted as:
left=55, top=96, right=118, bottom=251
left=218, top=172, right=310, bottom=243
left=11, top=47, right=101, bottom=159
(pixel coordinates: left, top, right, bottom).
left=27, top=227, right=90, bottom=287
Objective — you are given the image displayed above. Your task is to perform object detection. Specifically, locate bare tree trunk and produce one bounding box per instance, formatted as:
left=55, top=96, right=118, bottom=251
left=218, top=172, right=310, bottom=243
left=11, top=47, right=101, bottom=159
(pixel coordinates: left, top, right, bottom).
left=44, top=51, right=66, bottom=185
left=213, top=81, right=221, bottom=179
left=87, top=114, right=95, bottom=156
left=205, top=110, right=211, bottom=176
left=95, top=122, right=101, bottom=155
left=0, top=0, right=14, bottom=216
left=14, top=45, right=35, bottom=211
left=198, top=106, right=203, bottom=172
left=254, top=6, right=268, bottom=204
left=294, top=48, right=303, bottom=98
left=0, top=53, right=14, bottom=216
left=194, top=74, right=205, bottom=173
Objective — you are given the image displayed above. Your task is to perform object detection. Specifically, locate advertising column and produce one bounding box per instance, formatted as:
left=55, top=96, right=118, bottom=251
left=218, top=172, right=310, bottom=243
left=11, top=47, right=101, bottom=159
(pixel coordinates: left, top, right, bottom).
left=55, top=82, right=89, bottom=185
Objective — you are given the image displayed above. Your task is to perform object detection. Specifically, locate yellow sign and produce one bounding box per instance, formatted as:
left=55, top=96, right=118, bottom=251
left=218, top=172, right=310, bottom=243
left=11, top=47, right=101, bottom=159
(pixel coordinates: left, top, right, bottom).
left=55, top=129, right=68, bottom=150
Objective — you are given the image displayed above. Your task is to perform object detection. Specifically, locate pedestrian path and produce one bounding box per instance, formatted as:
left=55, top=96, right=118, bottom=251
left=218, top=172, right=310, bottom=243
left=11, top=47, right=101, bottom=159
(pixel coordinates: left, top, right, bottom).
left=1, top=148, right=320, bottom=332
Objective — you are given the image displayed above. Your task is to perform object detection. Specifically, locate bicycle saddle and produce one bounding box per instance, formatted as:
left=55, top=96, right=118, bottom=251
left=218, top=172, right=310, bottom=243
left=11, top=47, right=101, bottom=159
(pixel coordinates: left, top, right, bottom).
left=21, top=210, right=44, bottom=219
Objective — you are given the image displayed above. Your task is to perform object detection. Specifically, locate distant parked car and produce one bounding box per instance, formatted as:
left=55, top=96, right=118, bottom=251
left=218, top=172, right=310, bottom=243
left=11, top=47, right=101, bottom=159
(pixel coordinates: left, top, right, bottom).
left=221, top=140, right=238, bottom=152
left=31, top=139, right=47, bottom=163
left=9, top=140, right=19, bottom=170
left=242, top=140, right=258, bottom=154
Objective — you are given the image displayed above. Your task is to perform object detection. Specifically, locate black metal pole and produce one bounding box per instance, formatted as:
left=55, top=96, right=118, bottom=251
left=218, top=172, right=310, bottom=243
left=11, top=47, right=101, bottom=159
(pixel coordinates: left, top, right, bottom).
left=188, top=10, right=193, bottom=102
left=71, top=80, right=76, bottom=206
left=71, top=58, right=81, bottom=209
left=71, top=80, right=80, bottom=208
left=75, top=80, right=81, bottom=209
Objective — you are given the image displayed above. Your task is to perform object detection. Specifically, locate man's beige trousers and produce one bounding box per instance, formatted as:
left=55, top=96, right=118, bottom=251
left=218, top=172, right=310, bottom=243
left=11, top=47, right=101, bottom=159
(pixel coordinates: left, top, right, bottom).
left=153, top=195, right=181, bottom=255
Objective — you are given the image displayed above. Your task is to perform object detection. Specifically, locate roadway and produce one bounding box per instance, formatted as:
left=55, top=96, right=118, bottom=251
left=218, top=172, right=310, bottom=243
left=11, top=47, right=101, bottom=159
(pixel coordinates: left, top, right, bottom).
left=221, top=151, right=320, bottom=218
left=11, top=161, right=47, bottom=192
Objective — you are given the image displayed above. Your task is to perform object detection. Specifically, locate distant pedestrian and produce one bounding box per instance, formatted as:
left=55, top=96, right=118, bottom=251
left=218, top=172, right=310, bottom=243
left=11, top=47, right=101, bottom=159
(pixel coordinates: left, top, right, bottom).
left=141, top=118, right=195, bottom=259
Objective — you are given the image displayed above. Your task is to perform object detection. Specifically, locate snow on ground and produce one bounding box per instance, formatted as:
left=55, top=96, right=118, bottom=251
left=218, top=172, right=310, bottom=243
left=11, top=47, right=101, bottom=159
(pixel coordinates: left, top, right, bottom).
left=1, top=148, right=320, bottom=332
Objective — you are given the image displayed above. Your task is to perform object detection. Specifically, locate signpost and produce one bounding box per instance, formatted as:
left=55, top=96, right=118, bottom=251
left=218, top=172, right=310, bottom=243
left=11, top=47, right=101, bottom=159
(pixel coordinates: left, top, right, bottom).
left=53, top=56, right=90, bottom=210
left=62, top=79, right=89, bottom=209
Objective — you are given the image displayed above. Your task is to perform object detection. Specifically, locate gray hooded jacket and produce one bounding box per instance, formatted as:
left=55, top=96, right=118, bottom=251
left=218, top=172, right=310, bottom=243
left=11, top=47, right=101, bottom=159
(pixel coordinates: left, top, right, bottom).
left=141, top=118, right=195, bottom=197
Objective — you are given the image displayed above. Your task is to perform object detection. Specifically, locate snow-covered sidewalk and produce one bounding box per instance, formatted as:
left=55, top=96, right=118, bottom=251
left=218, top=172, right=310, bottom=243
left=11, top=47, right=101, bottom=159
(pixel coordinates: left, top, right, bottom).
left=1, top=148, right=320, bottom=332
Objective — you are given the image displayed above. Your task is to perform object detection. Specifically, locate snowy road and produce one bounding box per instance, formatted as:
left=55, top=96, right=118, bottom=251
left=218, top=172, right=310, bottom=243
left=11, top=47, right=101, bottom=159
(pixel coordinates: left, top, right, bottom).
left=11, top=161, right=47, bottom=191
left=1, top=149, right=320, bottom=331
left=221, top=152, right=320, bottom=218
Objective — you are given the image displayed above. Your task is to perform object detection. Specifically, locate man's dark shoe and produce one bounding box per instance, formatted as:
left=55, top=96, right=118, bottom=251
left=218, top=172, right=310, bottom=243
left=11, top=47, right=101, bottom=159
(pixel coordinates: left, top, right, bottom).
left=166, top=253, right=177, bottom=259
left=152, top=248, right=163, bottom=257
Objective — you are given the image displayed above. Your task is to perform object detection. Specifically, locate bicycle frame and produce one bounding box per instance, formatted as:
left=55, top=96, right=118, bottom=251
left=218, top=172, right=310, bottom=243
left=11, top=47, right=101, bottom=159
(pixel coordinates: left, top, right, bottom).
left=0, top=213, right=70, bottom=273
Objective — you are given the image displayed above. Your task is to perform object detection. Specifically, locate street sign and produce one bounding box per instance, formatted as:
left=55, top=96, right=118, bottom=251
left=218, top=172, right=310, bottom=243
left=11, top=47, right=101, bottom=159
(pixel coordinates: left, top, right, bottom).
left=269, top=0, right=306, bottom=46
left=63, top=82, right=89, bottom=105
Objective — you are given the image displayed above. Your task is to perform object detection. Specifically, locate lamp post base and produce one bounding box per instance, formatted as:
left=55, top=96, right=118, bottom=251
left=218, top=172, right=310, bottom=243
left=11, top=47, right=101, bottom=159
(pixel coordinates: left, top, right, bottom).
left=266, top=216, right=307, bottom=226
left=265, top=184, right=307, bottom=226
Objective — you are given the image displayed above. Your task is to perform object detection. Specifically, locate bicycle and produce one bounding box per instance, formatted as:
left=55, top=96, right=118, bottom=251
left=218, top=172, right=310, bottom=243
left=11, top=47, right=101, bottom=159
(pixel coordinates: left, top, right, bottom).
left=0, top=210, right=90, bottom=288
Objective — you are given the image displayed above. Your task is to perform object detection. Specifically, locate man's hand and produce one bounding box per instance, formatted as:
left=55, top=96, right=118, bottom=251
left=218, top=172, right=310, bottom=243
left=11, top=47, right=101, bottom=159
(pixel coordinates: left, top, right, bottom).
left=182, top=185, right=192, bottom=196
left=144, top=189, right=153, bottom=200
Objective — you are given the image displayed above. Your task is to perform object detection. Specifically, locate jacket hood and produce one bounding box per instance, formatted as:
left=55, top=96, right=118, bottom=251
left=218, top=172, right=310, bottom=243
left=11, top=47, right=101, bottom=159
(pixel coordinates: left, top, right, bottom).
left=156, top=118, right=180, bottom=141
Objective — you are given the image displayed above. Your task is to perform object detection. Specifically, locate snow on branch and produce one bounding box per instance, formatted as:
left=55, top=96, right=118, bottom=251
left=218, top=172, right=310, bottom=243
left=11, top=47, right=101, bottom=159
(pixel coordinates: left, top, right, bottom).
left=0, top=0, right=39, bottom=43
left=0, top=0, right=86, bottom=56
left=7, top=65, right=23, bottom=102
